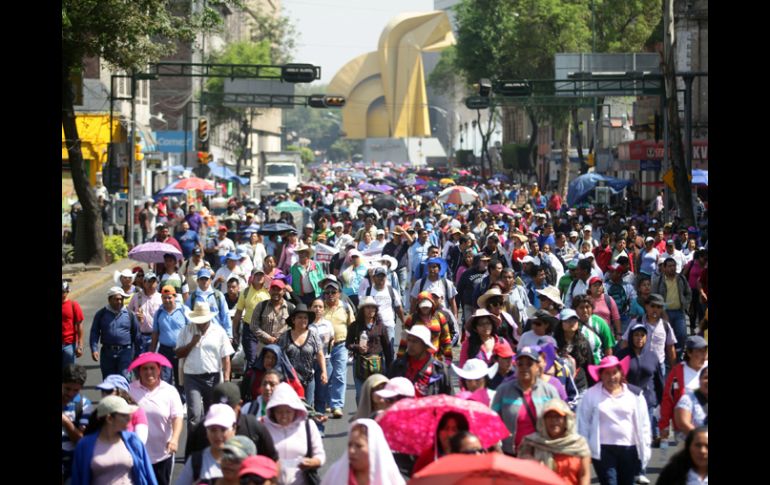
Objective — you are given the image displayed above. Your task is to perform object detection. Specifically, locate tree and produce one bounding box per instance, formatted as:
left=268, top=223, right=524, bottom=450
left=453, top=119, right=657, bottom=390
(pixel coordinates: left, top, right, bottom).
left=241, top=4, right=297, bottom=64
left=283, top=84, right=349, bottom=156
left=62, top=0, right=232, bottom=264
left=286, top=145, right=315, bottom=165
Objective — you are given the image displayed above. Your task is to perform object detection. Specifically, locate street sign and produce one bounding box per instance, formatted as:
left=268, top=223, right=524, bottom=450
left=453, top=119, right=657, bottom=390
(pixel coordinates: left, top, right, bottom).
left=662, top=168, right=692, bottom=192
left=465, top=96, right=490, bottom=110
left=494, top=81, right=532, bottom=97
left=114, top=199, right=128, bottom=225
left=640, top=159, right=661, bottom=171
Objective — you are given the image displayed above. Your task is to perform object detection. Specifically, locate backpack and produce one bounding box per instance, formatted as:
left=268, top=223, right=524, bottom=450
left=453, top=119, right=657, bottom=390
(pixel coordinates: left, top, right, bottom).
left=193, top=289, right=225, bottom=315
left=365, top=284, right=399, bottom=316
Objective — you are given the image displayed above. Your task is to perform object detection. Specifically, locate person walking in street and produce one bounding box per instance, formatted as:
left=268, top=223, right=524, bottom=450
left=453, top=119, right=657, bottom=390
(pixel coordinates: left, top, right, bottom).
left=71, top=395, right=158, bottom=485
left=175, top=404, right=238, bottom=484
left=656, top=427, right=708, bottom=485
left=659, top=336, right=708, bottom=445
left=186, top=268, right=232, bottom=338
left=232, top=268, right=271, bottom=370
left=278, top=303, right=328, bottom=406
left=652, top=257, right=692, bottom=360
left=182, top=247, right=210, bottom=294
left=176, top=302, right=235, bottom=430
left=128, top=271, right=163, bottom=354
left=150, top=285, right=190, bottom=393
left=62, top=280, right=84, bottom=367
left=398, top=292, right=453, bottom=364
left=290, top=243, right=325, bottom=306
left=346, top=296, right=394, bottom=404
left=128, top=353, right=184, bottom=485
left=250, top=279, right=295, bottom=348
left=96, top=374, right=149, bottom=444
left=90, top=287, right=140, bottom=380
left=159, top=253, right=189, bottom=304
left=323, top=279, right=356, bottom=418
left=213, top=252, right=248, bottom=293
left=62, top=364, right=94, bottom=483
left=114, top=269, right=138, bottom=302
left=388, top=325, right=452, bottom=397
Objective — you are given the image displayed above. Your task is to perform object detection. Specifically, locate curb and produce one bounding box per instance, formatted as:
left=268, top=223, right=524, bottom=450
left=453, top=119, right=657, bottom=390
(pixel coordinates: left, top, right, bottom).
left=68, top=258, right=131, bottom=300
left=69, top=272, right=115, bottom=300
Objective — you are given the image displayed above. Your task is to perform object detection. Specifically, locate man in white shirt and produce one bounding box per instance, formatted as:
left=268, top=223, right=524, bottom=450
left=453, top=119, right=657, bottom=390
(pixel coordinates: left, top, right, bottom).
left=563, top=259, right=592, bottom=309
left=359, top=267, right=405, bottom=351
left=176, top=301, right=234, bottom=429
left=659, top=239, right=687, bottom=274
left=213, top=253, right=248, bottom=292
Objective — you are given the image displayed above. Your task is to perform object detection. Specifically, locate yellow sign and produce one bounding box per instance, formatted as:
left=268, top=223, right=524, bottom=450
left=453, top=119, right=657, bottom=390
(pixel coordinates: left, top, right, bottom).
left=662, top=169, right=692, bottom=192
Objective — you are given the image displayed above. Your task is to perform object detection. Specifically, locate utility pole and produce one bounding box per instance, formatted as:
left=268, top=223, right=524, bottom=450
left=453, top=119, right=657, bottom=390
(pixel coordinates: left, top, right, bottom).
left=127, top=73, right=137, bottom=247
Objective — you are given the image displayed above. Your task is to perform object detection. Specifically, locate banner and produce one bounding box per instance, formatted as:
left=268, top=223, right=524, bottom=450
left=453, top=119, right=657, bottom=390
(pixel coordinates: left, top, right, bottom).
left=361, top=247, right=384, bottom=259
left=314, top=243, right=339, bottom=263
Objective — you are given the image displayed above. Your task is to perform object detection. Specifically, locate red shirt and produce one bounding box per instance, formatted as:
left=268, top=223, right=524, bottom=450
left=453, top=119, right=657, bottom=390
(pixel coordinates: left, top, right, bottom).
left=406, top=354, right=432, bottom=397
left=593, top=245, right=613, bottom=273
left=514, top=390, right=537, bottom=450
left=62, top=299, right=84, bottom=344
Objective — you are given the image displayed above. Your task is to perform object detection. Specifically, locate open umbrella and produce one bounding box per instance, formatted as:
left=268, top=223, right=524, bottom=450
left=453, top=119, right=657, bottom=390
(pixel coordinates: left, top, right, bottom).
left=358, top=182, right=378, bottom=192
left=457, top=169, right=471, bottom=176
left=258, top=223, right=297, bottom=235
left=491, top=173, right=511, bottom=182
left=376, top=394, right=509, bottom=455
left=437, top=186, right=479, bottom=205
left=486, top=204, right=515, bottom=216
left=440, top=178, right=456, bottom=186
left=374, top=184, right=395, bottom=192
left=274, top=200, right=303, bottom=212
left=335, top=190, right=361, bottom=200
left=300, top=182, right=323, bottom=191
left=372, top=195, right=398, bottom=211
left=409, top=453, right=567, bottom=485
left=174, top=177, right=216, bottom=191
left=128, top=242, right=182, bottom=264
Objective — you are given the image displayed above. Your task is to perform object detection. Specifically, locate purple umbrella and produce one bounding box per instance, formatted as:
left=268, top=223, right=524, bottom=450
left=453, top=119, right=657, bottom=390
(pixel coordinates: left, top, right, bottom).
left=486, top=204, right=515, bottom=216
left=128, top=242, right=183, bottom=264
left=357, top=182, right=378, bottom=191
left=374, top=184, right=394, bottom=192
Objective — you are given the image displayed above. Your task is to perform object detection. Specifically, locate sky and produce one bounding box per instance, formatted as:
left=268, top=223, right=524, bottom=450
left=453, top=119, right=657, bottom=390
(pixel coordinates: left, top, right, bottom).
left=282, top=0, right=436, bottom=85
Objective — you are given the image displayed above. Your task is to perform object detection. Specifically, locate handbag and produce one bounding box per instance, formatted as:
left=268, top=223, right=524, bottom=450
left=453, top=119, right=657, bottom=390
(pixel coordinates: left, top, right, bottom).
left=304, top=419, right=321, bottom=485
left=354, top=353, right=383, bottom=380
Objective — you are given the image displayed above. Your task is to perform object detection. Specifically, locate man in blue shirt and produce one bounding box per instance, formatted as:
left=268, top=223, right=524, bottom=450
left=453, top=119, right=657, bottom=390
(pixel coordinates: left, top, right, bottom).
left=175, top=220, right=201, bottom=259
left=186, top=268, right=232, bottom=337
left=151, top=285, right=190, bottom=393
left=62, top=364, right=93, bottom=483
left=90, top=287, right=140, bottom=380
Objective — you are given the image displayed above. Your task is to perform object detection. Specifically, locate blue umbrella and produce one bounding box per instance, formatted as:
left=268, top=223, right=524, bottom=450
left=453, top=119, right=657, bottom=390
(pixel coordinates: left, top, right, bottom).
left=567, top=173, right=633, bottom=206
left=491, top=173, right=511, bottom=182
left=691, top=169, right=708, bottom=186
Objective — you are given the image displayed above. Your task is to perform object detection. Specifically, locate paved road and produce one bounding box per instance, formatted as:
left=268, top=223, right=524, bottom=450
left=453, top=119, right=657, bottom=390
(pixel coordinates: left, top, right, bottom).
left=71, top=277, right=673, bottom=484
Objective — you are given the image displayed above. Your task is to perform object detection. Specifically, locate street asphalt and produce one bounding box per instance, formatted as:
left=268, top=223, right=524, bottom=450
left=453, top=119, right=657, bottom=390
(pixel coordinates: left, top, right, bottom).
left=69, top=270, right=673, bottom=484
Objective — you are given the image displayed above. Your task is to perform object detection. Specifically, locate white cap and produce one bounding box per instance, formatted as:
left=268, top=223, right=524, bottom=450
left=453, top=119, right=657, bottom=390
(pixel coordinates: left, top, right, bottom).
left=375, top=377, right=415, bottom=399
left=107, top=286, right=130, bottom=298
left=332, top=222, right=343, bottom=229
left=405, top=325, right=437, bottom=351
left=418, top=300, right=434, bottom=310
left=96, top=395, right=138, bottom=417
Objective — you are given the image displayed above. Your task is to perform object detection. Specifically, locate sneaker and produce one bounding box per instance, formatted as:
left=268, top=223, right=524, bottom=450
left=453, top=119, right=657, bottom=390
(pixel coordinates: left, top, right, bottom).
left=332, top=408, right=343, bottom=419
left=637, top=475, right=651, bottom=484
left=325, top=407, right=332, bottom=414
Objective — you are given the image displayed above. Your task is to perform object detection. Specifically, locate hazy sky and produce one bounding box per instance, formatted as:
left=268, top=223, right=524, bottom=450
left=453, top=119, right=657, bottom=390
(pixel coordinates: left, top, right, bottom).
left=282, top=0, right=435, bottom=85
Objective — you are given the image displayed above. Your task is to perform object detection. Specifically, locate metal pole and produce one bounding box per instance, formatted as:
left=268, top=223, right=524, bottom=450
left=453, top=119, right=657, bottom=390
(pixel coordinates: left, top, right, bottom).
left=662, top=88, right=669, bottom=223
left=127, top=74, right=137, bottom=246
left=183, top=103, right=188, bottom=168
left=683, top=74, right=695, bottom=219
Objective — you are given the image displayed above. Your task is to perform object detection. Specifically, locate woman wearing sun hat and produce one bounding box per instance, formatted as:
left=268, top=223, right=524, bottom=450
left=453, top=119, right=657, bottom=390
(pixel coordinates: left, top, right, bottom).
left=278, top=303, right=327, bottom=405
left=96, top=374, right=149, bottom=444
left=576, top=355, right=651, bottom=485
left=346, top=296, right=393, bottom=404
left=459, top=309, right=506, bottom=367
left=451, top=357, right=499, bottom=402
left=71, top=395, right=157, bottom=485
left=127, top=352, right=183, bottom=485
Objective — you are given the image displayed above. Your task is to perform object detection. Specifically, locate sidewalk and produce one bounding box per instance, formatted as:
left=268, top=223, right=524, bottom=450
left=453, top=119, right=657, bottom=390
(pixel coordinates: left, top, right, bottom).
left=66, top=258, right=140, bottom=300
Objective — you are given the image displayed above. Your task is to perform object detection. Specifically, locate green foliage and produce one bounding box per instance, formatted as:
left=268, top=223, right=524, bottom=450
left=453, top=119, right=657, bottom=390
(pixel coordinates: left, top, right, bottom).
left=283, top=84, right=349, bottom=155
left=428, top=47, right=464, bottom=96
left=327, top=139, right=361, bottom=163
left=501, top=143, right=531, bottom=170
left=286, top=145, right=315, bottom=164
left=242, top=6, right=297, bottom=64
left=593, top=0, right=663, bottom=52
left=104, top=235, right=128, bottom=261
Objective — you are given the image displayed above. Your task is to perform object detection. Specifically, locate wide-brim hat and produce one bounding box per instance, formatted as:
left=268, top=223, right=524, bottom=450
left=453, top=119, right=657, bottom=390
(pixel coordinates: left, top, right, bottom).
left=378, top=255, right=398, bottom=271
left=113, top=269, right=135, bottom=285
left=465, top=308, right=502, bottom=332
left=588, top=355, right=631, bottom=382
left=358, top=296, right=378, bottom=308
left=405, top=324, right=437, bottom=351
left=186, top=301, right=215, bottom=324
left=536, top=286, right=563, bottom=307
left=128, top=352, right=172, bottom=372
left=295, top=243, right=315, bottom=258
left=477, top=286, right=505, bottom=309
left=287, top=303, right=316, bottom=326
left=451, top=358, right=499, bottom=381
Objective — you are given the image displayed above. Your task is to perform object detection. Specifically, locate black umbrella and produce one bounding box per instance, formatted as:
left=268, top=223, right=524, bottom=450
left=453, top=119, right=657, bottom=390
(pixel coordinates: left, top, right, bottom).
left=258, top=222, right=297, bottom=235
left=372, top=195, right=398, bottom=211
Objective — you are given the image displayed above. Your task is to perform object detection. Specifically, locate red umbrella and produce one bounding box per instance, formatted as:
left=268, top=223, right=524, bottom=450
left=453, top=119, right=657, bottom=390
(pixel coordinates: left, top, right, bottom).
left=174, top=177, right=215, bottom=191
left=409, top=453, right=568, bottom=485
left=486, top=204, right=515, bottom=216
left=376, top=394, right=509, bottom=456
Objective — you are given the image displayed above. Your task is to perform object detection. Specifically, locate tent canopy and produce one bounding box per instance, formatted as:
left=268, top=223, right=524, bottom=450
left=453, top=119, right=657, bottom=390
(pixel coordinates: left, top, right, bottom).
left=209, top=161, right=249, bottom=185
left=567, top=173, right=633, bottom=206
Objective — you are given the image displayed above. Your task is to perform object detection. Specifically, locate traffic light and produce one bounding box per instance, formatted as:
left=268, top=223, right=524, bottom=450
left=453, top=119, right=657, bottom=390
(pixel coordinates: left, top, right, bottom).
left=494, top=81, right=532, bottom=97
left=281, top=64, right=320, bottom=83
left=307, top=94, right=346, bottom=108
left=197, top=116, right=209, bottom=151
left=197, top=151, right=212, bottom=164
left=135, top=143, right=144, bottom=162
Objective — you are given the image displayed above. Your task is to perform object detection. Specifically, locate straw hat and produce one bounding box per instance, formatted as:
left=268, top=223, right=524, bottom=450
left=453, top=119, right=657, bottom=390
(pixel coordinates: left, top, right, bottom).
left=187, top=301, right=215, bottom=324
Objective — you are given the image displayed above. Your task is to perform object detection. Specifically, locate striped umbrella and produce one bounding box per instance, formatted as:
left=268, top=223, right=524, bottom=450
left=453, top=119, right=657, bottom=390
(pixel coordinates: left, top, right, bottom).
left=437, top=185, right=479, bottom=205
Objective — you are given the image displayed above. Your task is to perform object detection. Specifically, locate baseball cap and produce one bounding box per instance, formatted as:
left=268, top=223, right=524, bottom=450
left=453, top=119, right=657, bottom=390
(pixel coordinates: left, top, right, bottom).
left=629, top=322, right=649, bottom=334
left=269, top=279, right=286, bottom=290
left=567, top=260, right=578, bottom=270
left=647, top=294, right=666, bottom=306
left=222, top=435, right=257, bottom=461
left=161, top=285, right=176, bottom=295
left=107, top=286, right=129, bottom=298
left=96, top=374, right=131, bottom=392
left=516, top=346, right=540, bottom=362
left=251, top=267, right=266, bottom=275
left=569, top=231, right=579, bottom=238
left=323, top=280, right=341, bottom=291
left=645, top=236, right=655, bottom=243
left=493, top=340, right=515, bottom=359
left=212, top=382, right=241, bottom=407
left=685, top=335, right=707, bottom=350
left=239, top=455, right=279, bottom=479
left=373, top=267, right=387, bottom=277
left=192, top=247, right=202, bottom=256
left=62, top=281, right=71, bottom=292
left=197, top=268, right=213, bottom=279
left=375, top=377, right=416, bottom=399
left=143, top=272, right=158, bottom=281
left=418, top=300, right=434, bottom=310
left=204, top=403, right=237, bottom=429
left=588, top=276, right=603, bottom=286
left=559, top=309, right=579, bottom=321
left=219, top=225, right=228, bottom=232
left=96, top=395, right=138, bottom=417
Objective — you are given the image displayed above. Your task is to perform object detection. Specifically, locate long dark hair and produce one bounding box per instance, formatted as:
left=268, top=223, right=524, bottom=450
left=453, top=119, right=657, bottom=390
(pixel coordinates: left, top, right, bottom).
left=436, top=412, right=469, bottom=454
left=354, top=304, right=382, bottom=336
left=467, top=318, right=499, bottom=361
left=657, top=427, right=708, bottom=484
left=553, top=319, right=592, bottom=369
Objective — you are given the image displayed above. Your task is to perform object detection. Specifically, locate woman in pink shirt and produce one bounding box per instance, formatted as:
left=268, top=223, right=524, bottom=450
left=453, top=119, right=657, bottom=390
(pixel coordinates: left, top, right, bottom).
left=587, top=277, right=621, bottom=338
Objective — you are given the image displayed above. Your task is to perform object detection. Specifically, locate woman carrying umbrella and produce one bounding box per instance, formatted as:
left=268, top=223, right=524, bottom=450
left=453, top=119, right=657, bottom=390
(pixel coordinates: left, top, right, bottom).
left=576, top=355, right=651, bottom=485
left=518, top=399, right=592, bottom=485
left=320, top=419, right=404, bottom=485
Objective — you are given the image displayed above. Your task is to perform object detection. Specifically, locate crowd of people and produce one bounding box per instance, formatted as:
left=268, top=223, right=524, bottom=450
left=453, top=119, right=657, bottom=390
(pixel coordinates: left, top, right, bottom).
left=62, top=163, right=709, bottom=485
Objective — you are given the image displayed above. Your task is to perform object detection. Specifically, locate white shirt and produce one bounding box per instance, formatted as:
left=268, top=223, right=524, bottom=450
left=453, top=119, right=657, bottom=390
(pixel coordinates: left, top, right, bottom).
left=213, top=265, right=247, bottom=292
left=410, top=277, right=457, bottom=311
left=361, top=284, right=402, bottom=328
left=209, top=237, right=236, bottom=257
left=564, top=278, right=588, bottom=309
left=686, top=469, right=708, bottom=485
left=597, top=386, right=638, bottom=446
left=177, top=323, right=234, bottom=374
left=683, top=362, right=707, bottom=391
left=660, top=249, right=687, bottom=273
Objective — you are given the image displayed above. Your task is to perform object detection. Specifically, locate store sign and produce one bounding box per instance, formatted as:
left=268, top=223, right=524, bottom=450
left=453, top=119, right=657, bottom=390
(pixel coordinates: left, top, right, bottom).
left=627, top=139, right=708, bottom=161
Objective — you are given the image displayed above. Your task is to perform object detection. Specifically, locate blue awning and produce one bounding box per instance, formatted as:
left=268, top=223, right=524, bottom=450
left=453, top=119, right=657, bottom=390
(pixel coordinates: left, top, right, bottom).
left=208, top=161, right=249, bottom=185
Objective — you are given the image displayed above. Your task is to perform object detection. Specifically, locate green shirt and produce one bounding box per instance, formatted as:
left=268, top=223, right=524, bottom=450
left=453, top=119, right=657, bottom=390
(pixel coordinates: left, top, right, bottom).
left=558, top=274, right=573, bottom=298
left=581, top=314, right=616, bottom=364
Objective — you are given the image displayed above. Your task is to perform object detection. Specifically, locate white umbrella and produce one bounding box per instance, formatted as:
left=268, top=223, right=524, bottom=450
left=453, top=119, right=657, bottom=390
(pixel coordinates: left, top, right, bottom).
left=437, top=186, right=480, bottom=205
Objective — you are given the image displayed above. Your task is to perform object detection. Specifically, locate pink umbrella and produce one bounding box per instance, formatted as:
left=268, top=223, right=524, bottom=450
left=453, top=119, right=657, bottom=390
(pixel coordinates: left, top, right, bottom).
left=486, top=204, right=515, bottom=216
left=173, top=177, right=215, bottom=191
left=458, top=169, right=471, bottom=176
left=128, top=242, right=183, bottom=264
left=376, top=394, right=510, bottom=455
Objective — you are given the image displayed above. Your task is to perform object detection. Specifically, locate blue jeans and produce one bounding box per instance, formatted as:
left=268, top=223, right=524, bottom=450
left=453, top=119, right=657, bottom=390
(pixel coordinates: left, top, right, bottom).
left=62, top=344, right=75, bottom=367
left=99, top=345, right=134, bottom=381
left=592, top=445, right=640, bottom=485
left=138, top=333, right=153, bottom=354
left=384, top=326, right=396, bottom=357
left=303, top=376, right=316, bottom=408
left=396, top=267, right=409, bottom=302
left=667, top=310, right=688, bottom=359
left=157, top=345, right=181, bottom=389
left=314, top=357, right=331, bottom=433
left=329, top=343, right=348, bottom=410
left=242, top=325, right=260, bottom=369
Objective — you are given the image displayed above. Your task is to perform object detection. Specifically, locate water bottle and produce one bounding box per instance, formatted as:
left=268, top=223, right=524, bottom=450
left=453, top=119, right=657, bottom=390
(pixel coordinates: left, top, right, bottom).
left=359, top=331, right=368, bottom=352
